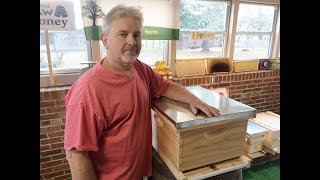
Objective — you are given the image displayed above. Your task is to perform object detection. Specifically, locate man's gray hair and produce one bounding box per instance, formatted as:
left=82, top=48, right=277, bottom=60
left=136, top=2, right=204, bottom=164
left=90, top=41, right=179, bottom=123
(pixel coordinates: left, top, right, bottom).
left=102, top=4, right=143, bottom=32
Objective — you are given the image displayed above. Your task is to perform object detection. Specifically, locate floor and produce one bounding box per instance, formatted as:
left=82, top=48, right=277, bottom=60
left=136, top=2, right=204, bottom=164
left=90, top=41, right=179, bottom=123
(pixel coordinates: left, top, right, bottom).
left=243, top=159, right=280, bottom=180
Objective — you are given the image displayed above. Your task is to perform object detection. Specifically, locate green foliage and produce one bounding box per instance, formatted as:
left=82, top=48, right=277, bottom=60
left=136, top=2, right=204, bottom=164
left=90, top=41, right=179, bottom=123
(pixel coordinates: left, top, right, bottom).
left=180, top=0, right=227, bottom=31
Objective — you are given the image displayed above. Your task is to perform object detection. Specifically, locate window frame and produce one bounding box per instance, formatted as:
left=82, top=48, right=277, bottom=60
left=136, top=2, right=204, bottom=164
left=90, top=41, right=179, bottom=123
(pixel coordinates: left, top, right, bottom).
left=40, top=0, right=280, bottom=88
left=233, top=2, right=279, bottom=60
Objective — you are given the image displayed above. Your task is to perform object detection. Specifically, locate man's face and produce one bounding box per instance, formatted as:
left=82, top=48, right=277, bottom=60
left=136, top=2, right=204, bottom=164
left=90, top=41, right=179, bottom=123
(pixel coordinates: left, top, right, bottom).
left=101, top=16, right=141, bottom=64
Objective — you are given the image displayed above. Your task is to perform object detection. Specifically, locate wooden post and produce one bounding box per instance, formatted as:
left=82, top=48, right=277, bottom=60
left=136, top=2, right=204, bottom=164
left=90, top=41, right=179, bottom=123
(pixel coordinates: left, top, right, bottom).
left=91, top=40, right=101, bottom=62
left=45, top=30, right=55, bottom=86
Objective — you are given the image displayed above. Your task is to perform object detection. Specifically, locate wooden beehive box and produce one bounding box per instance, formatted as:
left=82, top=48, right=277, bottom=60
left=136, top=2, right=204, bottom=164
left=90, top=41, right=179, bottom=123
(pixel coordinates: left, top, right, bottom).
left=205, top=57, right=233, bottom=74
left=175, top=59, right=206, bottom=77
left=152, top=86, right=256, bottom=172
left=233, top=60, right=259, bottom=72
left=244, top=121, right=268, bottom=154
left=249, top=111, right=280, bottom=154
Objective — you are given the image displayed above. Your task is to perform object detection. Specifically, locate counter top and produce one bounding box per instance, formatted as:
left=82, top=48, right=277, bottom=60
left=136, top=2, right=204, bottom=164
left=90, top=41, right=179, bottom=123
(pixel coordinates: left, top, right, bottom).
left=153, top=86, right=256, bottom=129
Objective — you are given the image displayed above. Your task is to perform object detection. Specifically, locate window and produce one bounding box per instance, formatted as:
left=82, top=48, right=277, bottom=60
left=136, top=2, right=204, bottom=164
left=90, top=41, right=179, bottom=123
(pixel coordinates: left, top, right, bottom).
left=234, top=3, right=278, bottom=60
left=177, top=0, right=229, bottom=59
left=40, top=0, right=89, bottom=75
left=139, top=40, right=168, bottom=66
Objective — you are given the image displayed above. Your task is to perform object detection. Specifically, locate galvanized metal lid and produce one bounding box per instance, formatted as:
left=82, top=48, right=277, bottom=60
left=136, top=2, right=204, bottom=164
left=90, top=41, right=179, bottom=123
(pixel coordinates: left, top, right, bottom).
left=153, top=86, right=257, bottom=129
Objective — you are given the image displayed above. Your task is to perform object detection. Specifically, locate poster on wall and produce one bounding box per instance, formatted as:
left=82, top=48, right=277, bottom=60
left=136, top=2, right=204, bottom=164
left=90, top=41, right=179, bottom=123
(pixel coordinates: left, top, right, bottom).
left=40, top=0, right=76, bottom=31
left=80, top=0, right=180, bottom=40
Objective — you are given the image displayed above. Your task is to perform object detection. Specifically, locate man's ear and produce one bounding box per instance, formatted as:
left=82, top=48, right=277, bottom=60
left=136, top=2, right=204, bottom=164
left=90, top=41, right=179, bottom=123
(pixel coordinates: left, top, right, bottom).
left=101, top=32, right=108, bottom=49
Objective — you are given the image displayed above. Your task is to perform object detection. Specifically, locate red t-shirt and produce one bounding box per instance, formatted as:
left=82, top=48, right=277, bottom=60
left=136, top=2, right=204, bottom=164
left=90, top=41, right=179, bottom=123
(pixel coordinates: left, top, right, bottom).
left=64, top=59, right=171, bottom=179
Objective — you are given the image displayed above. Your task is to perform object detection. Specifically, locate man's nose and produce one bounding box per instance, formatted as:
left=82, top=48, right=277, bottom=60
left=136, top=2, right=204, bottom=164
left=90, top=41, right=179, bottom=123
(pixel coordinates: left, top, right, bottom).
left=126, top=34, right=136, bottom=46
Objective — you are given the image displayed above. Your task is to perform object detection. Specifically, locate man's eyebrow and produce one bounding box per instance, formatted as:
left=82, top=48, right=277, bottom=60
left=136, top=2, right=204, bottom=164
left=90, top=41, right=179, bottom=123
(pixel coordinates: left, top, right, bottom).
left=117, top=30, right=128, bottom=33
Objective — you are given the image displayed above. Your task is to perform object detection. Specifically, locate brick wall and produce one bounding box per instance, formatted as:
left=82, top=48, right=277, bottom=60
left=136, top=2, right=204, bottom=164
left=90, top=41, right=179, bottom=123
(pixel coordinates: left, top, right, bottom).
left=171, top=70, right=280, bottom=114
left=40, top=70, right=280, bottom=179
left=40, top=87, right=71, bottom=180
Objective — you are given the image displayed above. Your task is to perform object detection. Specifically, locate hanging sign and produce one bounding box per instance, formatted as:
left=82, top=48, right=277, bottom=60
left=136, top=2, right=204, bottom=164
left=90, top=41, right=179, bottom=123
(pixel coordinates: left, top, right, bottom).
left=81, top=0, right=180, bottom=40
left=40, top=0, right=76, bottom=31
left=191, top=32, right=215, bottom=40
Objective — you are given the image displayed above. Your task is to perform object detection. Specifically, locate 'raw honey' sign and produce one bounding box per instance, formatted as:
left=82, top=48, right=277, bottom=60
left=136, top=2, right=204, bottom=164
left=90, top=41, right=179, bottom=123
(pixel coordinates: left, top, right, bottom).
left=40, top=1, right=76, bottom=31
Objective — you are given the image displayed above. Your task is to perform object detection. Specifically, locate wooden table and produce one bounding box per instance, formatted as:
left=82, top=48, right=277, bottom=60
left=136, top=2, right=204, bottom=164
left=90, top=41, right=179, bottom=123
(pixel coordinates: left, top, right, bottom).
left=80, top=61, right=96, bottom=68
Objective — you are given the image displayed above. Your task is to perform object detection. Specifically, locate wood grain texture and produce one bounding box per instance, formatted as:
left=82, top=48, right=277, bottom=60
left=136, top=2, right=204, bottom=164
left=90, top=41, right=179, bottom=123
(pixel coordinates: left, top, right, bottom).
left=153, top=106, right=250, bottom=172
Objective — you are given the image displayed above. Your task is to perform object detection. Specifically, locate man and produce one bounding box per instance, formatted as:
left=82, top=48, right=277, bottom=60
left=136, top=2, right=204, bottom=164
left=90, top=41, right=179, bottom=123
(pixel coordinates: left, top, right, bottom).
left=64, top=4, right=220, bottom=180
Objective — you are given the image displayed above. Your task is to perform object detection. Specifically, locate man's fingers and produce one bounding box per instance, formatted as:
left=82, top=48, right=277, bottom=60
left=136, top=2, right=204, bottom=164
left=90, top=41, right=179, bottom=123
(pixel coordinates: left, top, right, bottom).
left=208, top=106, right=220, bottom=117
left=196, top=104, right=220, bottom=117
left=190, top=104, right=198, bottom=115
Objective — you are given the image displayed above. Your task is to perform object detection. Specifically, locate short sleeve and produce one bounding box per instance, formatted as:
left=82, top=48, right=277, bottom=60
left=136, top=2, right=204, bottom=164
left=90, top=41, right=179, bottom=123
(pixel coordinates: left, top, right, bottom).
left=64, top=103, right=106, bottom=152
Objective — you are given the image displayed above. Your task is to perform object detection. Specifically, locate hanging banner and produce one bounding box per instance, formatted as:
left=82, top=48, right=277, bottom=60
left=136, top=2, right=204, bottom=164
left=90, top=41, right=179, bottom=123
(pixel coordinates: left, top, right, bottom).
left=40, top=0, right=76, bottom=31
left=81, top=0, right=180, bottom=40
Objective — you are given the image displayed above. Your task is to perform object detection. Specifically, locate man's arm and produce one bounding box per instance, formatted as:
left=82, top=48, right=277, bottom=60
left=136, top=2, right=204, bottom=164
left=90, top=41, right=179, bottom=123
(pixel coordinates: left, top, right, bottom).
left=163, top=82, right=220, bottom=117
left=66, top=150, right=97, bottom=180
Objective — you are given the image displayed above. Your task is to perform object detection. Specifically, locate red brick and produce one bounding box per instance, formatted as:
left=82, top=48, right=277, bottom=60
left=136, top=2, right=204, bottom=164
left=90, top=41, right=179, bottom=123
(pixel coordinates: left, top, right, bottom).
left=40, top=145, right=50, bottom=151
left=40, top=125, right=61, bottom=134
left=53, top=164, right=70, bottom=171
left=235, top=74, right=239, bottom=81
left=218, top=76, right=222, bottom=82
left=222, top=75, right=226, bottom=82
left=40, top=167, right=53, bottom=174
left=182, top=78, right=186, bottom=86
left=242, top=80, right=252, bottom=85
left=40, top=93, right=44, bottom=101
left=46, top=106, right=66, bottom=114
left=41, top=160, right=63, bottom=169
left=241, top=74, right=245, bottom=80
left=247, top=84, right=257, bottom=88
left=236, top=85, right=247, bottom=90
left=251, top=96, right=261, bottom=100
left=256, top=72, right=260, bottom=79
left=55, top=100, right=66, bottom=106
left=40, top=149, right=62, bottom=158
left=51, top=142, right=64, bottom=149
left=256, top=99, right=264, bottom=103
left=253, top=79, right=262, bottom=83
left=242, top=89, right=252, bottom=93
left=51, top=119, right=64, bottom=126
left=53, top=174, right=71, bottom=180
left=41, top=120, right=51, bottom=126
left=43, top=170, right=65, bottom=179
left=48, top=130, right=64, bottom=138
left=43, top=91, right=51, bottom=101
left=40, top=108, right=47, bottom=115
left=51, top=91, right=67, bottom=100
left=40, top=156, right=52, bottom=163
left=64, top=169, right=71, bottom=174
left=52, top=154, right=67, bottom=161
left=231, top=74, right=235, bottom=81
left=226, top=75, right=230, bottom=82
left=40, top=113, right=60, bottom=121
left=40, top=134, right=48, bottom=139
left=231, top=82, right=241, bottom=86
left=41, top=137, right=63, bottom=145
left=40, top=101, right=56, bottom=108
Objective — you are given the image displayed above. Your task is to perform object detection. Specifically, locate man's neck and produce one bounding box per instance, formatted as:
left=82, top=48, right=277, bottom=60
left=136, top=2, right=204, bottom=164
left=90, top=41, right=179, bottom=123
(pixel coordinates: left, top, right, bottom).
left=102, top=57, right=133, bottom=76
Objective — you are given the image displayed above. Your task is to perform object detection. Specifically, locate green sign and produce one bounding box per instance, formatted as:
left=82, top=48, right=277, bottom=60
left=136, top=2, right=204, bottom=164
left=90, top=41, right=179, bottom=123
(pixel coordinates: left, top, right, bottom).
left=142, top=26, right=179, bottom=40
left=84, top=26, right=103, bottom=40
left=84, top=26, right=180, bottom=40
